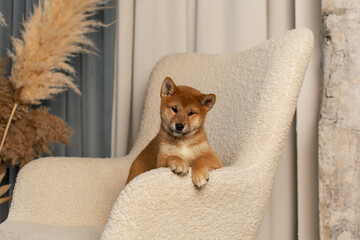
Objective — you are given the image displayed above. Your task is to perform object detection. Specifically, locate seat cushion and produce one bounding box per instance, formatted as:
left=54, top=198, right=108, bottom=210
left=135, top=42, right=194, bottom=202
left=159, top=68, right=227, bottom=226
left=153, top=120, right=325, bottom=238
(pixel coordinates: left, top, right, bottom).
left=0, top=221, right=104, bottom=240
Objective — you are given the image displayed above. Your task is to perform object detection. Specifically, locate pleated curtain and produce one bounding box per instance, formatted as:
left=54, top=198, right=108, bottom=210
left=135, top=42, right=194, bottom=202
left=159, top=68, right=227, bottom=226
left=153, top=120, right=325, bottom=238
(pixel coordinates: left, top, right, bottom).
left=112, top=0, right=321, bottom=239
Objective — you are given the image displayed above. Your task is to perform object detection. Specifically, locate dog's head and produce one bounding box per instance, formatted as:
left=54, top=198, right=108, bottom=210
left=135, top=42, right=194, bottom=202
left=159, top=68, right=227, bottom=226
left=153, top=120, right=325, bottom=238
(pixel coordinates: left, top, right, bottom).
left=160, top=77, right=216, bottom=137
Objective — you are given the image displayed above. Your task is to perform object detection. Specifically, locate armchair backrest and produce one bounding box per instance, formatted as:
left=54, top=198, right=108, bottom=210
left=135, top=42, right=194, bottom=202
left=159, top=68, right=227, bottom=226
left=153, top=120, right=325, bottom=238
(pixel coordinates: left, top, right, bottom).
left=131, top=28, right=313, bottom=168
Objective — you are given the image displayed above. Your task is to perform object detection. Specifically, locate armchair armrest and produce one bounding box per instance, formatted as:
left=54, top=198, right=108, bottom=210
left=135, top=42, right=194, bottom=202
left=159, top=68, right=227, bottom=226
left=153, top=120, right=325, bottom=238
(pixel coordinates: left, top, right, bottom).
left=7, top=156, right=133, bottom=226
left=101, top=163, right=274, bottom=240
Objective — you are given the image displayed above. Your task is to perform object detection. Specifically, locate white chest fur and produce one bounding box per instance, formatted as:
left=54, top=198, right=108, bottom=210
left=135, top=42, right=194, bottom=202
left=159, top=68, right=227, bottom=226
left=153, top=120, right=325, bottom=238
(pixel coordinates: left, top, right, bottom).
left=160, top=141, right=209, bottom=164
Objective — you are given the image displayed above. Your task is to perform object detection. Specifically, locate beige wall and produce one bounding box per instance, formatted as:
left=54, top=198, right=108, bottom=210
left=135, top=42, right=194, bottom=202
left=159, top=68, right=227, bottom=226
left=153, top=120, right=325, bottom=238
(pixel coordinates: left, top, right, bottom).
left=320, top=1, right=360, bottom=239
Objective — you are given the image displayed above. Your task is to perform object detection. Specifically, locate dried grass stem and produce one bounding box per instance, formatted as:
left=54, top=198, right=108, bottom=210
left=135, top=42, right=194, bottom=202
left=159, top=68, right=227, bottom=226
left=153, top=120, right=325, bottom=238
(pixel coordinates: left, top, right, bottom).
left=0, top=103, right=19, bottom=160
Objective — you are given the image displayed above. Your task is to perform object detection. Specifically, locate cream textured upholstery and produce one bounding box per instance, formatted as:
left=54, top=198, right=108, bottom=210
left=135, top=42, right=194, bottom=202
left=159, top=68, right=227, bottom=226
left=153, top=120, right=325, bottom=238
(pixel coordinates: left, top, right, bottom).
left=0, top=28, right=313, bottom=240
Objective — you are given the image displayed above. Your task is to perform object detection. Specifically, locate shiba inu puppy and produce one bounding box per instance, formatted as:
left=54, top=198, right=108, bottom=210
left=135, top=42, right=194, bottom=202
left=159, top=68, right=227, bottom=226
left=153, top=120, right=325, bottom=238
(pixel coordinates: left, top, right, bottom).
left=126, top=77, right=222, bottom=188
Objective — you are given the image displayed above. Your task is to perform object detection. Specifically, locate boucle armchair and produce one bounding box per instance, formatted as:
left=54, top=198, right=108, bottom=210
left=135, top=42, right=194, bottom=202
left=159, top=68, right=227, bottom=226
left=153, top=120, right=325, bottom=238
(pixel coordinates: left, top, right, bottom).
left=0, top=28, right=313, bottom=240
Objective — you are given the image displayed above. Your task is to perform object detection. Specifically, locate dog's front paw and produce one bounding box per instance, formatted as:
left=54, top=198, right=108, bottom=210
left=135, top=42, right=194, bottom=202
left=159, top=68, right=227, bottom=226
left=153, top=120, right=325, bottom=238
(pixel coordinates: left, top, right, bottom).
left=168, top=157, right=189, bottom=176
left=192, top=168, right=209, bottom=188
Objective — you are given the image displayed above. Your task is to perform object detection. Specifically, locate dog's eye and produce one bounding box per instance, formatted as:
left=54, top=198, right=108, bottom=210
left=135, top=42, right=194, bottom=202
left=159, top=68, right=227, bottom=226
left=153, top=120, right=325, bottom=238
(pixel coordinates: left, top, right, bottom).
left=171, top=107, right=178, bottom=113
left=188, top=111, right=195, bottom=116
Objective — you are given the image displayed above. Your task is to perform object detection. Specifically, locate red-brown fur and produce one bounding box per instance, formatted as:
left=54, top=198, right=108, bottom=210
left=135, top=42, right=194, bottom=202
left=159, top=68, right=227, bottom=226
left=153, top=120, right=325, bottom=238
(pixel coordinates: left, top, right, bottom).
left=126, top=77, right=222, bottom=188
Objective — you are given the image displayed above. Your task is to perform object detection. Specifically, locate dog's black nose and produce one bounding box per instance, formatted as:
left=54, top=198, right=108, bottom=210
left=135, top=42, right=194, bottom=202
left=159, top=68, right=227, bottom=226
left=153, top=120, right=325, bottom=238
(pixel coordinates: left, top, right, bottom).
left=175, top=123, right=184, bottom=131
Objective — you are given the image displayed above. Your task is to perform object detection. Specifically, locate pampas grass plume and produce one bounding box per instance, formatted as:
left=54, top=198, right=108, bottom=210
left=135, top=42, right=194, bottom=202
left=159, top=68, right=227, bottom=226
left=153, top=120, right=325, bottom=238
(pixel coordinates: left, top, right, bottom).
left=0, top=12, right=6, bottom=26
left=0, top=71, right=73, bottom=170
left=9, top=0, right=106, bottom=105
left=0, top=0, right=105, bottom=162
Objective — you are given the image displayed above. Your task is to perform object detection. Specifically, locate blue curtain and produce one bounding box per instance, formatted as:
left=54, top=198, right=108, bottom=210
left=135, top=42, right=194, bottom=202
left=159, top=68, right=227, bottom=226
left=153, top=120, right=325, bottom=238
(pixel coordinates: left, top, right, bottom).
left=0, top=0, right=116, bottom=222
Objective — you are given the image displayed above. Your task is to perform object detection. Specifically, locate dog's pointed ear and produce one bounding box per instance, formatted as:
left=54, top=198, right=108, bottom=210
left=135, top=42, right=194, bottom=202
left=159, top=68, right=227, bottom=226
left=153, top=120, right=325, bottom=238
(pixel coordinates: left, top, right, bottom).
left=161, top=77, right=177, bottom=97
left=200, top=94, right=216, bottom=110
